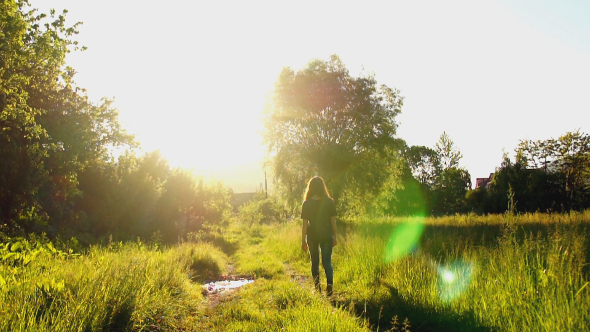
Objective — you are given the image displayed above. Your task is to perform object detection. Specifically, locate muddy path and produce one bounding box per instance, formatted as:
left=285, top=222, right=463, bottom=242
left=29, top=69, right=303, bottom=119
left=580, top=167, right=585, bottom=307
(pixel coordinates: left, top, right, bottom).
left=200, top=262, right=312, bottom=309
left=200, top=263, right=254, bottom=309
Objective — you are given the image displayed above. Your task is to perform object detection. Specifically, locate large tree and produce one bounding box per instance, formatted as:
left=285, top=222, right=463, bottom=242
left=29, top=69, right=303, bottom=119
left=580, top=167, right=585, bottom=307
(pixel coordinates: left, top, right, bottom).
left=0, top=1, right=134, bottom=231
left=1, top=0, right=49, bottom=227
left=262, top=55, right=403, bottom=212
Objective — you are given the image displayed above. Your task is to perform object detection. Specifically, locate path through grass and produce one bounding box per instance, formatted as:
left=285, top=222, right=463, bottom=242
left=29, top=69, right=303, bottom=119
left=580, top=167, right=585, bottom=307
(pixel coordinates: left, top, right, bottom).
left=2, top=211, right=589, bottom=331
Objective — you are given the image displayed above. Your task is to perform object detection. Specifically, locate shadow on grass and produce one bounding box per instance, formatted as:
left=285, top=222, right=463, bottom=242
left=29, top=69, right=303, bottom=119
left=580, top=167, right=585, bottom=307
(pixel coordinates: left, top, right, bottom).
left=204, top=234, right=239, bottom=256
left=190, top=257, right=223, bottom=283
left=334, top=285, right=496, bottom=332
left=98, top=299, right=133, bottom=332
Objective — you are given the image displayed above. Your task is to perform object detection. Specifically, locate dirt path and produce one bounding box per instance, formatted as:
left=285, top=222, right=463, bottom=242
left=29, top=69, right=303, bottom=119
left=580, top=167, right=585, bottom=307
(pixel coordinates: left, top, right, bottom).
left=200, top=257, right=343, bottom=312
left=284, top=263, right=339, bottom=309
left=201, top=262, right=314, bottom=309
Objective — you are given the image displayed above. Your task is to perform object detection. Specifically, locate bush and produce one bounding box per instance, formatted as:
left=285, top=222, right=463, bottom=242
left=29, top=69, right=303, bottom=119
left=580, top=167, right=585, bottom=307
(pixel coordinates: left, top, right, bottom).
left=239, top=198, right=284, bottom=226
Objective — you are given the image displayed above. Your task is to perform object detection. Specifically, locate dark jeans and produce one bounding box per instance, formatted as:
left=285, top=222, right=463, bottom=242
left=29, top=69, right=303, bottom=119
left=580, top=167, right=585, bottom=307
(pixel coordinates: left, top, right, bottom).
left=307, top=235, right=333, bottom=286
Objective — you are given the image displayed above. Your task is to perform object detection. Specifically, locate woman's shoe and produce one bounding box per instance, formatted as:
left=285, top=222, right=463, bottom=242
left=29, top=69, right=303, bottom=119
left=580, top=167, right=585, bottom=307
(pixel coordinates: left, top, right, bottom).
left=314, top=280, right=321, bottom=293
left=326, top=284, right=333, bottom=297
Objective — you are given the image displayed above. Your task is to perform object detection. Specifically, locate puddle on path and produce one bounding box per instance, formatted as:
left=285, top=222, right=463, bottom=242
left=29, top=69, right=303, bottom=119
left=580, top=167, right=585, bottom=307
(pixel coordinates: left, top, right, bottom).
left=203, top=279, right=254, bottom=295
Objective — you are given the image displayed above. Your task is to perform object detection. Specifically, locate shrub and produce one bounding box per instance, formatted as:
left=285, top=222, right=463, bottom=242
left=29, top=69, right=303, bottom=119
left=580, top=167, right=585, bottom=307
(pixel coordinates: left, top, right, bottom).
left=239, top=198, right=284, bottom=226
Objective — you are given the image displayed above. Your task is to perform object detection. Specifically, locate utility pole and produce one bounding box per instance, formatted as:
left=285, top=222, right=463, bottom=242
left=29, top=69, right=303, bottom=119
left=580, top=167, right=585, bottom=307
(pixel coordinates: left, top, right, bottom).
left=265, top=171, right=268, bottom=199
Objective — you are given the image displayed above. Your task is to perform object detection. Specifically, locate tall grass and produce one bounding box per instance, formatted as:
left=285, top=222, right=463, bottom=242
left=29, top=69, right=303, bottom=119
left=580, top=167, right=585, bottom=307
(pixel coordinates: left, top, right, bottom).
left=0, top=241, right=226, bottom=331
left=196, top=278, right=369, bottom=331
left=3, top=211, right=588, bottom=331
left=262, top=212, right=590, bottom=331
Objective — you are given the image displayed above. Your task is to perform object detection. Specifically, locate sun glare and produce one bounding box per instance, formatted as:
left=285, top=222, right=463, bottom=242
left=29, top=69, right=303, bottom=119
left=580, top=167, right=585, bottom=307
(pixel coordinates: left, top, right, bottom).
left=441, top=270, right=455, bottom=283
left=436, top=261, right=476, bottom=302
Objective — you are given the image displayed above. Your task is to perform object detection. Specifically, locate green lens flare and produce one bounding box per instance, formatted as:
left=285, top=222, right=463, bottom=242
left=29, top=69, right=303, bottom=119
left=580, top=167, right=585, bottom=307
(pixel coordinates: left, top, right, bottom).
left=384, top=220, right=425, bottom=263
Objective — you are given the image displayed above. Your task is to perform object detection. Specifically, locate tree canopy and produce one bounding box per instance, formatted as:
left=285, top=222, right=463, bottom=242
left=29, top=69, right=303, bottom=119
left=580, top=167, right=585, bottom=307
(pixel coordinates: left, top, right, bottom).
left=262, top=55, right=403, bottom=212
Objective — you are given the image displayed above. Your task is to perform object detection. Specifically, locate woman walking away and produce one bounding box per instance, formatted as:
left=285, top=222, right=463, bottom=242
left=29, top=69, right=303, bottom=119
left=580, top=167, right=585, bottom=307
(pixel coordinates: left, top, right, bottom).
left=301, top=176, right=337, bottom=296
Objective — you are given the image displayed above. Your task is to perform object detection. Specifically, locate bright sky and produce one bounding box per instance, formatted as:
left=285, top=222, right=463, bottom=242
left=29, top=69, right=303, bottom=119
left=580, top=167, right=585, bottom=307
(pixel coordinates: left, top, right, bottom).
left=36, top=0, right=589, bottom=190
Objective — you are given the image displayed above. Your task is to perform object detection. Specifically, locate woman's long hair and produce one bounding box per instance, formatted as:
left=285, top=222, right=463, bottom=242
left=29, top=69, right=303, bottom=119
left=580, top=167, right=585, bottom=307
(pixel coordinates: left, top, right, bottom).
left=304, top=176, right=332, bottom=201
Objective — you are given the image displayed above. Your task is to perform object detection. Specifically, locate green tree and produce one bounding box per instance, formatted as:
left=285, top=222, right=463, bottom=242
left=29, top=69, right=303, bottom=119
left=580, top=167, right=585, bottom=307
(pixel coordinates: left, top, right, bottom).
left=341, top=145, right=407, bottom=216
left=515, top=138, right=555, bottom=171
left=405, top=145, right=439, bottom=188
left=75, top=157, right=118, bottom=237
left=514, top=130, right=590, bottom=211
left=465, top=186, right=488, bottom=214
left=435, top=131, right=462, bottom=170
left=0, top=1, right=134, bottom=231
left=0, top=1, right=50, bottom=228
left=431, top=167, right=471, bottom=214
left=111, top=151, right=168, bottom=237
left=486, top=155, right=565, bottom=213
left=262, top=55, right=403, bottom=213
left=156, top=170, right=232, bottom=242
left=430, top=132, right=471, bottom=215
left=552, top=131, right=590, bottom=210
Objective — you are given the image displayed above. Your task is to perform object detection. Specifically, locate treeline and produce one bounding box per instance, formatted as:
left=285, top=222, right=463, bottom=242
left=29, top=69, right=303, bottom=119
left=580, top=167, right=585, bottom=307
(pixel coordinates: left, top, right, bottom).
left=0, top=1, right=231, bottom=242
left=390, top=130, right=590, bottom=216
left=68, top=151, right=231, bottom=242
left=262, top=55, right=590, bottom=217
left=467, top=131, right=590, bottom=214
left=2, top=2, right=588, bottom=244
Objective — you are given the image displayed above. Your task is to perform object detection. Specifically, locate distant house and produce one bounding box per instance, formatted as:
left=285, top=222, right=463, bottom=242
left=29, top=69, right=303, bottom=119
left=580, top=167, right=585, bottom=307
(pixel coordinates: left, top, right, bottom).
left=475, top=173, right=493, bottom=189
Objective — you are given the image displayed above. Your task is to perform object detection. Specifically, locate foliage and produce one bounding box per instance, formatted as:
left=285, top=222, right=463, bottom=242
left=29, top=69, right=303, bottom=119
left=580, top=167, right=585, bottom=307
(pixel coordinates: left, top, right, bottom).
left=156, top=167, right=232, bottom=241
left=470, top=130, right=590, bottom=215
left=429, top=132, right=471, bottom=215
left=340, top=146, right=408, bottom=217
left=431, top=167, right=471, bottom=215
left=0, top=0, right=235, bottom=240
left=76, top=151, right=233, bottom=242
left=238, top=197, right=285, bottom=227
left=262, top=55, right=404, bottom=214
left=0, top=1, right=134, bottom=232
left=515, top=130, right=590, bottom=211
left=0, top=2, right=236, bottom=244
left=435, top=131, right=462, bottom=170
left=404, top=145, right=438, bottom=188
left=484, top=156, right=564, bottom=213
left=399, top=133, right=470, bottom=216
left=465, top=187, right=488, bottom=214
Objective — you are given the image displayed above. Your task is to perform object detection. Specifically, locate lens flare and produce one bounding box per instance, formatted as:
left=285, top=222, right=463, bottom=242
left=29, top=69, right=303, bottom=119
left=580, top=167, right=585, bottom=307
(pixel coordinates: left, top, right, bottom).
left=441, top=270, right=455, bottom=283
left=384, top=220, right=425, bottom=263
left=436, top=260, right=475, bottom=302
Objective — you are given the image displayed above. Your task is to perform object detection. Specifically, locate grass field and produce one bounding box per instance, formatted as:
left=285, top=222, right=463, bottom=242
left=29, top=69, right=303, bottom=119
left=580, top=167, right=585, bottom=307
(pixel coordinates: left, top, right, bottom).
left=1, top=211, right=589, bottom=331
